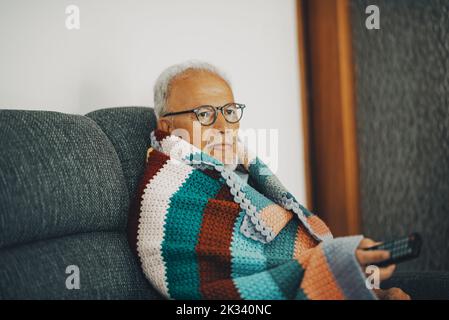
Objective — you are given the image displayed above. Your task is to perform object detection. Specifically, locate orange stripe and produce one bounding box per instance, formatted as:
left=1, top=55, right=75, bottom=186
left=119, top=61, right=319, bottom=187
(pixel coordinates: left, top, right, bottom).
left=293, top=224, right=319, bottom=260
left=259, top=204, right=293, bottom=235
left=298, top=246, right=345, bottom=300
left=307, top=215, right=332, bottom=237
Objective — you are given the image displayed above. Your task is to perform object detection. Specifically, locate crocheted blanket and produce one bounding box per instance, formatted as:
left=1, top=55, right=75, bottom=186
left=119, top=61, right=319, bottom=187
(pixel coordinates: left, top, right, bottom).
left=127, top=129, right=376, bottom=300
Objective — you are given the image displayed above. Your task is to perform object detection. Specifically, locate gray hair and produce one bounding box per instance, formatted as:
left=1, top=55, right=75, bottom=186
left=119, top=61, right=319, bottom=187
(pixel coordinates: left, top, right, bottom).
left=153, top=60, right=231, bottom=118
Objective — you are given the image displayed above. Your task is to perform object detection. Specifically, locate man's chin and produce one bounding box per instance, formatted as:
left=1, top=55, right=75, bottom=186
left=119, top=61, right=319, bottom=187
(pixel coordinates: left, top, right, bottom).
left=210, top=151, right=238, bottom=165
left=202, top=145, right=235, bottom=164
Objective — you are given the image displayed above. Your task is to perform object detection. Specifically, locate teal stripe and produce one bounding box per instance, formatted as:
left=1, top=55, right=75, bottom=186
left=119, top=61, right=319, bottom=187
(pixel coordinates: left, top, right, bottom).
left=248, top=158, right=272, bottom=182
left=233, top=269, right=286, bottom=300
left=184, top=151, right=222, bottom=166
left=295, top=287, right=309, bottom=300
left=264, top=218, right=299, bottom=269
left=161, top=170, right=222, bottom=299
left=231, top=212, right=283, bottom=300
left=264, top=218, right=302, bottom=299
left=230, top=211, right=267, bottom=297
left=229, top=212, right=284, bottom=300
left=248, top=159, right=299, bottom=204
left=268, top=260, right=305, bottom=299
left=231, top=213, right=307, bottom=299
left=241, top=184, right=273, bottom=210
left=230, top=190, right=300, bottom=299
left=288, top=193, right=314, bottom=218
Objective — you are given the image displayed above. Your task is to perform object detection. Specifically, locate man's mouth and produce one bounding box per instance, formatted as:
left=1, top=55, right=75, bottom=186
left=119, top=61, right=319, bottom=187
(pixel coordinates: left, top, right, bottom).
left=206, top=143, right=233, bottom=151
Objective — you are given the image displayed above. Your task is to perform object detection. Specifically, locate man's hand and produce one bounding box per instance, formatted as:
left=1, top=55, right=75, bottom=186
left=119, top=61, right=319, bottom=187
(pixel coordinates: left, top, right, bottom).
left=356, top=238, right=411, bottom=300
left=356, top=238, right=396, bottom=281
left=373, top=288, right=411, bottom=300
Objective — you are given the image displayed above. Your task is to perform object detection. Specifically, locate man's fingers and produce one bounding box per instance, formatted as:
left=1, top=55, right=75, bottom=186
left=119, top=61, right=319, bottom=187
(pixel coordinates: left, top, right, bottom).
left=358, top=238, right=376, bottom=249
left=363, top=263, right=396, bottom=281
left=373, top=288, right=388, bottom=300
left=387, top=287, right=411, bottom=300
left=358, top=238, right=382, bottom=249
left=357, top=249, right=390, bottom=265
left=378, top=264, right=396, bottom=281
left=375, top=287, right=411, bottom=300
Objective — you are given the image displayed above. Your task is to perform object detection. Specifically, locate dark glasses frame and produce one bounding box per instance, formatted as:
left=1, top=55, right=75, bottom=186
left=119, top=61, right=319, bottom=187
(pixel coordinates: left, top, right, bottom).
left=162, top=102, right=246, bottom=126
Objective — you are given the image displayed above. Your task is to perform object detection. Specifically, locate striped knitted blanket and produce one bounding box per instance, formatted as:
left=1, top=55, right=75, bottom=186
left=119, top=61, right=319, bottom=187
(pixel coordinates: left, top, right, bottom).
left=127, top=129, right=376, bottom=300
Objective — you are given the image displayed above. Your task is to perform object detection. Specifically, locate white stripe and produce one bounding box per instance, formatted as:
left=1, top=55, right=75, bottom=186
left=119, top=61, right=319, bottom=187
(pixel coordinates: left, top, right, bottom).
left=160, top=135, right=201, bottom=163
left=137, top=158, right=193, bottom=299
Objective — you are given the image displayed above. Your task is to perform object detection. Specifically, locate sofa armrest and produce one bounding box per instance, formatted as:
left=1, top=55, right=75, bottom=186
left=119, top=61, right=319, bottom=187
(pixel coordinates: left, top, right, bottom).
left=381, top=271, right=449, bottom=300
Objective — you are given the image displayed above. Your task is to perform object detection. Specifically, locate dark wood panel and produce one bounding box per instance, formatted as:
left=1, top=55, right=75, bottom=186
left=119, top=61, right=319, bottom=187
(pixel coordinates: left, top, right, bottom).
left=297, top=0, right=361, bottom=236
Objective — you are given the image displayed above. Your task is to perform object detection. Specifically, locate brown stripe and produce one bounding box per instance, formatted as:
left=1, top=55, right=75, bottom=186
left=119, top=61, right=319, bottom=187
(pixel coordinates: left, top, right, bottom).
left=196, top=196, right=242, bottom=299
left=202, top=168, right=222, bottom=180
left=127, top=150, right=169, bottom=257
left=154, top=129, right=170, bottom=141
left=215, top=183, right=234, bottom=201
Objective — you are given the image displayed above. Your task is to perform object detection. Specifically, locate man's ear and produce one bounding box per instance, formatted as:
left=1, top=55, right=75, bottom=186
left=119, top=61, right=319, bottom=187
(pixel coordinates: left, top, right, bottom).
left=157, top=117, right=172, bottom=133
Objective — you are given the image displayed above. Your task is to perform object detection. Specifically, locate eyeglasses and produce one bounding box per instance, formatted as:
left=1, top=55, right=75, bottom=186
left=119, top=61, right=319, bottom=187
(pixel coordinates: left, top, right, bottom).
left=162, top=102, right=246, bottom=126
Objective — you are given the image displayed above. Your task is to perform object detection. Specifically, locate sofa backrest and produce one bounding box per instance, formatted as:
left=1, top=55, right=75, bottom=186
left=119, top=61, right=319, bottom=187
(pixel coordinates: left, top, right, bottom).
left=85, top=107, right=157, bottom=202
left=0, top=107, right=161, bottom=299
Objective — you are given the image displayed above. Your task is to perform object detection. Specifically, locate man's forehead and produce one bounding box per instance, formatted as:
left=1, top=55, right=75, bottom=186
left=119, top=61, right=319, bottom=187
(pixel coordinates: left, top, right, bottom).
left=167, top=69, right=234, bottom=108
left=171, top=69, right=229, bottom=90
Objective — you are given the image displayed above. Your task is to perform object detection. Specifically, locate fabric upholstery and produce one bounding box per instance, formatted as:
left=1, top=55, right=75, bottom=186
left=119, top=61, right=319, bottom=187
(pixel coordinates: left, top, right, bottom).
left=382, top=271, right=449, bottom=300
left=0, top=108, right=161, bottom=299
left=0, top=110, right=128, bottom=248
left=0, top=232, right=159, bottom=299
left=85, top=107, right=157, bottom=201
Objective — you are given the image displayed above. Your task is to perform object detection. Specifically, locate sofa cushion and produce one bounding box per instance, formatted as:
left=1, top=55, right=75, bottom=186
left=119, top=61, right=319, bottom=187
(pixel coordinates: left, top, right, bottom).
left=0, top=110, right=129, bottom=248
left=382, top=271, right=449, bottom=300
left=85, top=107, right=157, bottom=201
left=0, top=231, right=161, bottom=299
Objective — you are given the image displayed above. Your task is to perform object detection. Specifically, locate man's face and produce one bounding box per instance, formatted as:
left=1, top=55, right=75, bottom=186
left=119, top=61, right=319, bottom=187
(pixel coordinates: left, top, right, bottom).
left=157, top=69, right=240, bottom=164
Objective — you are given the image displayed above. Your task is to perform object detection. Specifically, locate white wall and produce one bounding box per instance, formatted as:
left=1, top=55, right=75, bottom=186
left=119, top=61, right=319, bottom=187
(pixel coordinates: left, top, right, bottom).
left=0, top=0, right=308, bottom=204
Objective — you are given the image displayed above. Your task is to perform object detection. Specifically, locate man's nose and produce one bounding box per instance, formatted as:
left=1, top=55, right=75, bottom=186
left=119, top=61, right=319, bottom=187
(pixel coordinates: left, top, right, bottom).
left=211, top=110, right=229, bottom=133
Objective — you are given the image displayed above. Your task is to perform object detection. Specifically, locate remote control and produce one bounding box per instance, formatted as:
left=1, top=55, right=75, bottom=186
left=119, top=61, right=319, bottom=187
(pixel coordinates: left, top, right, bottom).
left=364, top=233, right=422, bottom=267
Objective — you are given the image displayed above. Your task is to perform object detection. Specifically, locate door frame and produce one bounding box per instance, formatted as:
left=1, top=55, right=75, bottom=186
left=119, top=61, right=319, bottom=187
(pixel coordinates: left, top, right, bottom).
left=296, top=0, right=361, bottom=236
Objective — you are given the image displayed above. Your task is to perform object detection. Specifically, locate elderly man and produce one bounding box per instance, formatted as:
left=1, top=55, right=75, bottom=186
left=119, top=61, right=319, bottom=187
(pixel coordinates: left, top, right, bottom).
left=127, top=61, right=409, bottom=300
left=153, top=61, right=249, bottom=181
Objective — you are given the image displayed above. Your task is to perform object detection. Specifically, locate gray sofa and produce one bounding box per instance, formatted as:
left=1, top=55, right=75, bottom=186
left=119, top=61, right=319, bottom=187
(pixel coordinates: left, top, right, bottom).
left=0, top=107, right=447, bottom=299
left=0, top=107, right=162, bottom=299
